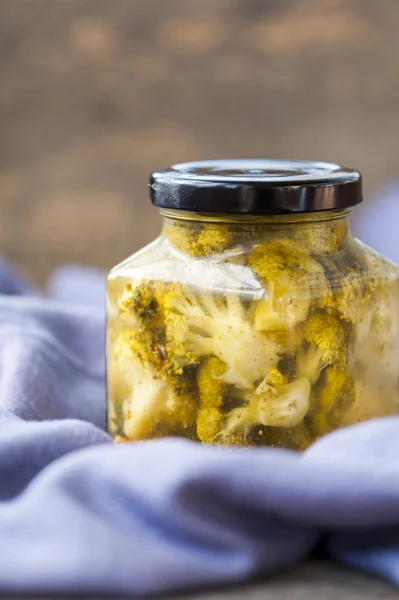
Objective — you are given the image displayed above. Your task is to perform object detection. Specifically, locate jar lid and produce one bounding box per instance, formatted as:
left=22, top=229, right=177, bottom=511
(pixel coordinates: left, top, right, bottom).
left=150, top=159, right=362, bottom=214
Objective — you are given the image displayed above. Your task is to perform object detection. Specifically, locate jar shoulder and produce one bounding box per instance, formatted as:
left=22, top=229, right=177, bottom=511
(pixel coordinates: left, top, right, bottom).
left=108, top=237, right=164, bottom=278
left=107, top=233, right=399, bottom=300
left=328, top=237, right=399, bottom=290
left=353, top=238, right=399, bottom=278
left=108, top=236, right=264, bottom=298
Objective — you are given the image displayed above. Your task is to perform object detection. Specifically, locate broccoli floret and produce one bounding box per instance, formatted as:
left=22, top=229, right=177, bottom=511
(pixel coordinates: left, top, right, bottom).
left=249, top=238, right=327, bottom=290
left=317, top=255, right=364, bottom=323
left=196, top=356, right=226, bottom=443
left=294, top=220, right=347, bottom=255
left=164, top=222, right=232, bottom=256
left=310, top=367, right=356, bottom=436
left=296, top=312, right=346, bottom=383
left=117, top=281, right=187, bottom=378
left=119, top=283, right=159, bottom=321
left=197, top=356, right=226, bottom=409
left=222, top=367, right=311, bottom=437
left=318, top=245, right=395, bottom=325
left=118, top=281, right=165, bottom=327
left=333, top=277, right=360, bottom=323
left=196, top=406, right=221, bottom=444
left=164, top=288, right=280, bottom=390
left=249, top=238, right=328, bottom=331
left=196, top=357, right=265, bottom=446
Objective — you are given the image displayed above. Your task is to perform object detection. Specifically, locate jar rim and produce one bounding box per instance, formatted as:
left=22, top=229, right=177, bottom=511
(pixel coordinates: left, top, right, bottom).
left=160, top=208, right=352, bottom=225
left=150, top=159, right=362, bottom=215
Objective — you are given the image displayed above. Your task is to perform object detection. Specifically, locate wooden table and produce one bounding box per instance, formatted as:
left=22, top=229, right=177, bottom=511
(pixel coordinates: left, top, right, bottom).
left=4, top=561, right=397, bottom=599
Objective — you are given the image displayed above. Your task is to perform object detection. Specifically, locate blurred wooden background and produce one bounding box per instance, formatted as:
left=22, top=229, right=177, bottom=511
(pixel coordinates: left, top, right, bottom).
left=1, top=0, right=399, bottom=283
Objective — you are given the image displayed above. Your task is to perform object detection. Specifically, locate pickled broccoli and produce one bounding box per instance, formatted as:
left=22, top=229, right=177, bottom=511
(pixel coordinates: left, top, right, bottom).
left=196, top=356, right=226, bottom=443
left=309, top=367, right=356, bottom=435
left=297, top=312, right=347, bottom=383
left=294, top=220, right=347, bottom=255
left=118, top=281, right=184, bottom=378
left=249, top=238, right=328, bottom=331
left=164, top=222, right=232, bottom=256
left=317, top=244, right=395, bottom=325
left=317, top=255, right=364, bottom=323
left=249, top=238, right=327, bottom=291
left=118, top=282, right=161, bottom=324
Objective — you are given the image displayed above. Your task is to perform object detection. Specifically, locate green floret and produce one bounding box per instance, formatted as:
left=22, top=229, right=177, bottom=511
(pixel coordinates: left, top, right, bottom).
left=318, top=245, right=394, bottom=325
left=297, top=312, right=347, bottom=383
left=309, top=367, right=356, bottom=436
left=196, top=356, right=226, bottom=443
left=317, top=256, right=364, bottom=323
left=249, top=238, right=327, bottom=289
left=333, top=276, right=360, bottom=323
left=197, top=357, right=250, bottom=445
left=118, top=281, right=164, bottom=326
left=121, top=285, right=158, bottom=321
left=164, top=222, right=232, bottom=257
left=196, top=407, right=223, bottom=444
left=197, top=356, right=270, bottom=446
left=197, top=356, right=226, bottom=409
left=249, top=238, right=328, bottom=331
left=117, top=282, right=186, bottom=379
left=294, top=220, right=347, bottom=255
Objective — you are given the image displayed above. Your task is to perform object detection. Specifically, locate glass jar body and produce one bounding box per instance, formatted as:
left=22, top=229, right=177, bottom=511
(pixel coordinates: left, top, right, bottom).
left=106, top=211, right=399, bottom=449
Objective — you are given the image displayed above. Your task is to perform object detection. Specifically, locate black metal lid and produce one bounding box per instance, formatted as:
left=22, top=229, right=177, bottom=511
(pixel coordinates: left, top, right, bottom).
left=149, top=159, right=362, bottom=214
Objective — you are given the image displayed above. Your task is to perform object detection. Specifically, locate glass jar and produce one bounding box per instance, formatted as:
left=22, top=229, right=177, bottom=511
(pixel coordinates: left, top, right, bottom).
left=106, top=160, right=399, bottom=449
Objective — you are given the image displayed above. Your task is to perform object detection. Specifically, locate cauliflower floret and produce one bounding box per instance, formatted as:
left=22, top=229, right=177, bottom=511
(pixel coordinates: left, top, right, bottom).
left=222, top=367, right=311, bottom=437
left=116, top=346, right=195, bottom=441
left=108, top=324, right=196, bottom=441
left=253, top=290, right=311, bottom=332
left=297, top=312, right=347, bottom=383
left=122, top=354, right=167, bottom=440
left=165, top=288, right=280, bottom=390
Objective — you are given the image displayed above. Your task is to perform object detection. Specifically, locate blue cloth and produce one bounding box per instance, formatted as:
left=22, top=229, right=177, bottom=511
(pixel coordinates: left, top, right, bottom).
left=1, top=191, right=399, bottom=595
left=351, top=181, right=399, bottom=266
